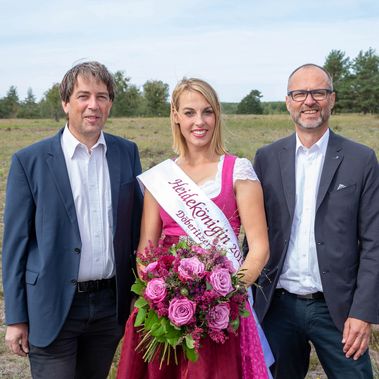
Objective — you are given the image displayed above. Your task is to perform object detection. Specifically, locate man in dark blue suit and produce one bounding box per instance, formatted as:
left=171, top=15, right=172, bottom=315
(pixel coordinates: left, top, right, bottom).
left=249, top=64, right=379, bottom=378
left=2, top=61, right=143, bottom=378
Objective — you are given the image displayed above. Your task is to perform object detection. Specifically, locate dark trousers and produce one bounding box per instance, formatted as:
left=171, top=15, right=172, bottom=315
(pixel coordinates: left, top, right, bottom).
left=29, top=287, right=124, bottom=379
left=263, top=290, right=373, bottom=379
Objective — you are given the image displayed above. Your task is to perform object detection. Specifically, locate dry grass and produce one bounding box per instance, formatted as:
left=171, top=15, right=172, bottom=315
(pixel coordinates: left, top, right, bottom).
left=0, top=114, right=379, bottom=378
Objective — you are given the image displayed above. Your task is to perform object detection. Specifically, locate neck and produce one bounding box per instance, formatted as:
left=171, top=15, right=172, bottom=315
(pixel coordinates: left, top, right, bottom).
left=179, top=148, right=220, bottom=166
left=296, top=125, right=328, bottom=148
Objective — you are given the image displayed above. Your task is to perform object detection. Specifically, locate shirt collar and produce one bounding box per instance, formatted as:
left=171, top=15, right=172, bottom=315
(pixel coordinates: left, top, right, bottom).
left=62, top=125, right=107, bottom=158
left=295, top=128, right=329, bottom=155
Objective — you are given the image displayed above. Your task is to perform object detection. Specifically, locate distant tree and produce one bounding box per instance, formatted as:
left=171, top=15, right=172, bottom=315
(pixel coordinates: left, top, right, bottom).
left=40, top=83, right=64, bottom=121
left=112, top=71, right=142, bottom=117
left=262, top=101, right=287, bottom=114
left=143, top=80, right=170, bottom=116
left=0, top=85, right=20, bottom=118
left=237, top=90, right=263, bottom=114
left=351, top=48, right=379, bottom=114
left=324, top=50, right=353, bottom=113
left=18, top=88, right=40, bottom=118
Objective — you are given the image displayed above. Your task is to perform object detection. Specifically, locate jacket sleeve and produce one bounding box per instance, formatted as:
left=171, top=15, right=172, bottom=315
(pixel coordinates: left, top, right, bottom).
left=2, top=153, right=35, bottom=325
left=349, top=151, right=379, bottom=323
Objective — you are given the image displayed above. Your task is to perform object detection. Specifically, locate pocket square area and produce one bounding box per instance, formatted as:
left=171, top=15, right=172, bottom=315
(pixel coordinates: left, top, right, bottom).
left=337, top=184, right=347, bottom=190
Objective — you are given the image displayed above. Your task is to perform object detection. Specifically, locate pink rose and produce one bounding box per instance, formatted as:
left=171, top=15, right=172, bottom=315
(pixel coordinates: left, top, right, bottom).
left=209, top=268, right=233, bottom=296
left=144, top=278, right=167, bottom=303
left=178, top=256, right=205, bottom=280
left=207, top=304, right=230, bottom=330
left=168, top=298, right=196, bottom=326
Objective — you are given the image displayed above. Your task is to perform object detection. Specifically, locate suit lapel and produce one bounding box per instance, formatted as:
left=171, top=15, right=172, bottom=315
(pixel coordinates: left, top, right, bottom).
left=316, top=131, right=343, bottom=210
left=105, top=134, right=121, bottom=235
left=279, top=135, right=296, bottom=220
left=46, top=130, right=78, bottom=225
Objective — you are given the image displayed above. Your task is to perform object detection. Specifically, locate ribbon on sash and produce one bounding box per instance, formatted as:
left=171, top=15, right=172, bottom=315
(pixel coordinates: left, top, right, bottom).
left=138, top=159, right=243, bottom=270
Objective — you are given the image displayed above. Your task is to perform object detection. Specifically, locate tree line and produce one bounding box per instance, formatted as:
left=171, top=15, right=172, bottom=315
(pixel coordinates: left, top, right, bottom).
left=236, top=48, right=379, bottom=115
left=0, top=48, right=378, bottom=119
left=0, top=73, right=170, bottom=120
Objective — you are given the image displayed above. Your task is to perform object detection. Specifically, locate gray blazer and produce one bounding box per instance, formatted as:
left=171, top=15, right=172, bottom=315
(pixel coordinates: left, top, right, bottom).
left=2, top=129, right=143, bottom=347
left=251, top=130, right=379, bottom=331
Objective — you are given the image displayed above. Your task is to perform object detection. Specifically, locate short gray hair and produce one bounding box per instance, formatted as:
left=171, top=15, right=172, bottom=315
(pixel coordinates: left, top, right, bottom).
left=287, top=63, right=334, bottom=91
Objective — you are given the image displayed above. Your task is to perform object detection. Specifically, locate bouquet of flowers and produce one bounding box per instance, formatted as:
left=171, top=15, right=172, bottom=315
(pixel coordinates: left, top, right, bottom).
left=132, top=238, right=249, bottom=367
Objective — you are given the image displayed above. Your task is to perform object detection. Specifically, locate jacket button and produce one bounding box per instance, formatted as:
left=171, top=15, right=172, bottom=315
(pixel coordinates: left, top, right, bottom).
left=71, top=279, right=77, bottom=285
left=74, top=248, right=81, bottom=254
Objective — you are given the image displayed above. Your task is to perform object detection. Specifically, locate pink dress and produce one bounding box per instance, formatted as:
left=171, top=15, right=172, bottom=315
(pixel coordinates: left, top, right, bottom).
left=117, top=155, right=269, bottom=379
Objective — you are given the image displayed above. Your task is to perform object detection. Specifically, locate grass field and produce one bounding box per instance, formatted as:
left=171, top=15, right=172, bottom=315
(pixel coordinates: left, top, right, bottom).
left=0, top=114, right=379, bottom=378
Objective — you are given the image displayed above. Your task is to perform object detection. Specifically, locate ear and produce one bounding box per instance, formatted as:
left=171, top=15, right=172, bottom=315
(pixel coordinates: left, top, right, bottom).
left=173, top=109, right=180, bottom=125
left=62, top=101, right=69, bottom=114
left=285, top=96, right=291, bottom=112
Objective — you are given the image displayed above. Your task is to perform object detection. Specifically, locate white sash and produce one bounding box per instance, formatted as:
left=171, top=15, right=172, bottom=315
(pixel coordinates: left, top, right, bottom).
left=138, top=159, right=243, bottom=270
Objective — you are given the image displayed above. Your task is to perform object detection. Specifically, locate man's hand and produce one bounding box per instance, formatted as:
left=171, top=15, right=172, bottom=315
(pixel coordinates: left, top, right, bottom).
left=5, top=323, right=29, bottom=357
left=342, top=317, right=371, bottom=360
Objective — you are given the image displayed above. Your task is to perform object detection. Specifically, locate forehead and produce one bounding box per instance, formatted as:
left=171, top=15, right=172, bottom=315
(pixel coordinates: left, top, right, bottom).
left=73, top=74, right=108, bottom=92
left=178, top=90, right=210, bottom=108
left=288, top=67, right=330, bottom=90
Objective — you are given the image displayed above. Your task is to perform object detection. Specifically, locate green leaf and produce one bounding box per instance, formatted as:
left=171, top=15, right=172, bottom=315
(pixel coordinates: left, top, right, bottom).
left=183, top=344, right=198, bottom=362
left=185, top=335, right=195, bottom=349
left=131, top=277, right=146, bottom=295
left=230, top=318, right=240, bottom=331
left=145, top=309, right=159, bottom=330
left=134, top=307, right=147, bottom=327
left=134, top=297, right=148, bottom=308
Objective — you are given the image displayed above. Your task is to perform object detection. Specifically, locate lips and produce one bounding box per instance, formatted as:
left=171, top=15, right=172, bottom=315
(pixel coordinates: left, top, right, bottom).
left=84, top=115, right=100, bottom=122
left=192, top=129, right=207, bottom=137
left=301, top=108, right=319, bottom=114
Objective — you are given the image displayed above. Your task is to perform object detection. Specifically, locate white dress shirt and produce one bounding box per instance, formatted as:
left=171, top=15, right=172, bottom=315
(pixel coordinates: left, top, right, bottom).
left=278, top=129, right=330, bottom=295
left=61, top=126, right=114, bottom=282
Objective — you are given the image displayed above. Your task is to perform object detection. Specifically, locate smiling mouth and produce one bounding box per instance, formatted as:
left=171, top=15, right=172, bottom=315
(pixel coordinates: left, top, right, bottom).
left=192, top=130, right=207, bottom=136
left=301, top=109, right=319, bottom=114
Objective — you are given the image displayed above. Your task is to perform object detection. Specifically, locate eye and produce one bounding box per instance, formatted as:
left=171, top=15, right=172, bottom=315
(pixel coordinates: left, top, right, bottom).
left=204, top=108, right=214, bottom=115
left=184, top=110, right=194, bottom=116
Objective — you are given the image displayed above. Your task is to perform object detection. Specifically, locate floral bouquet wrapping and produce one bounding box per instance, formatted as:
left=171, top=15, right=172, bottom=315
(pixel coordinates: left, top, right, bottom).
left=132, top=238, right=249, bottom=367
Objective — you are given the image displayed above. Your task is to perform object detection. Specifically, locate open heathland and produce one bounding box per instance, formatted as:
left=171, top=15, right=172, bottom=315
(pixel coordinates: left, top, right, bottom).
left=0, top=114, right=379, bottom=378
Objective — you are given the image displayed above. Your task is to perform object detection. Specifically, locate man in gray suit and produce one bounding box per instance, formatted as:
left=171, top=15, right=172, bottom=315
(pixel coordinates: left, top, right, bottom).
left=250, top=64, right=379, bottom=378
left=2, top=61, right=142, bottom=378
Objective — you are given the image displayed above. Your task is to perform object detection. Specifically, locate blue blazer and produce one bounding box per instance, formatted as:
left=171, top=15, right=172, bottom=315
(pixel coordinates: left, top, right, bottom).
left=2, top=129, right=143, bottom=347
left=251, top=131, right=379, bottom=331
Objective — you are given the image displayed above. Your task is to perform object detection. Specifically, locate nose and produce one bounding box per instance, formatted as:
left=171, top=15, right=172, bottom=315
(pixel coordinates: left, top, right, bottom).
left=88, top=96, right=99, bottom=109
left=304, top=92, right=316, bottom=106
left=194, top=112, right=205, bottom=126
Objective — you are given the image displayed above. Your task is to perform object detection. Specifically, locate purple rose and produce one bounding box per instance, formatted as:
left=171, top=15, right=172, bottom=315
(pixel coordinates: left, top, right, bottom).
left=168, top=298, right=196, bottom=326
left=209, top=268, right=233, bottom=296
left=144, top=278, right=167, bottom=303
left=178, top=256, right=205, bottom=280
left=207, top=304, right=230, bottom=330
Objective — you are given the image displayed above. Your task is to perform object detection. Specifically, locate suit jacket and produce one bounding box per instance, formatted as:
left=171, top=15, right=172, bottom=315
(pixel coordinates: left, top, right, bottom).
left=252, top=130, right=379, bottom=331
left=2, top=129, right=143, bottom=347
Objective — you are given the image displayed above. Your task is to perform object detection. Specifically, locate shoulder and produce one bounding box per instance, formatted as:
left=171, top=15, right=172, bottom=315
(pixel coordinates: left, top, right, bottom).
left=332, top=132, right=376, bottom=157
left=257, top=134, right=294, bottom=153
left=104, top=132, right=138, bottom=151
left=14, top=130, right=61, bottom=160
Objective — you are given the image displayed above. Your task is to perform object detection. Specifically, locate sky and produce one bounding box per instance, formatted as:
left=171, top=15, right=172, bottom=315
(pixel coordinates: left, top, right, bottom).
left=1, top=0, right=378, bottom=102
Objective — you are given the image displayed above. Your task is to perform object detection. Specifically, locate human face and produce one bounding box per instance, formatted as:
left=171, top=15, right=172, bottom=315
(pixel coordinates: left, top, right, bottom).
left=62, top=75, right=112, bottom=147
left=174, top=90, right=216, bottom=152
left=286, top=67, right=335, bottom=132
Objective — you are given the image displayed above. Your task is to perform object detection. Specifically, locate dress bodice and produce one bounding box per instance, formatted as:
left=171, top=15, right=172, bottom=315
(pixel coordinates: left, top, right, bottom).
left=159, top=154, right=241, bottom=238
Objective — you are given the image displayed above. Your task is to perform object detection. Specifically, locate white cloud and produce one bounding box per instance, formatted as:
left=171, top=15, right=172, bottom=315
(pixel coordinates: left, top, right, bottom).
left=0, top=1, right=378, bottom=102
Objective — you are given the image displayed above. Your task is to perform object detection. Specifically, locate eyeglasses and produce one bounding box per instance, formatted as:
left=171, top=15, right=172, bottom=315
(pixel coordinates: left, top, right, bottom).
left=287, top=89, right=333, bottom=102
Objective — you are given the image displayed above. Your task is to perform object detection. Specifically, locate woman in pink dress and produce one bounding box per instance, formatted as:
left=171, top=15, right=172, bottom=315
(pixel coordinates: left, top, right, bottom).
left=117, top=78, right=272, bottom=379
